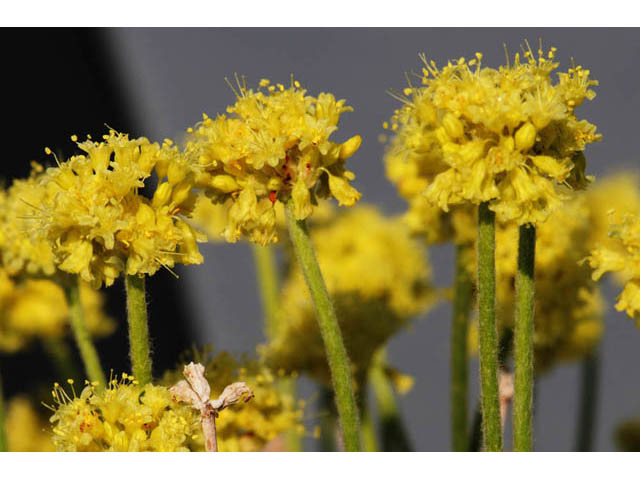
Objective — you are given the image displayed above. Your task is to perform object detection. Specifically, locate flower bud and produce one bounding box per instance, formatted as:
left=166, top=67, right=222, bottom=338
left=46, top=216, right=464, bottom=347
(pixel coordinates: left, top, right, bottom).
left=515, top=122, right=537, bottom=152
left=152, top=182, right=173, bottom=208
left=211, top=175, right=239, bottom=193
left=442, top=113, right=464, bottom=140
left=339, top=135, right=362, bottom=160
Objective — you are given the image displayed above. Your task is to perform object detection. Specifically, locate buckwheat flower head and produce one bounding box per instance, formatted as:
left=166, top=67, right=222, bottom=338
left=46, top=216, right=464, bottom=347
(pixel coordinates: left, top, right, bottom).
left=162, top=350, right=304, bottom=452
left=0, top=165, right=56, bottom=276
left=589, top=212, right=640, bottom=324
left=265, top=206, right=436, bottom=383
left=0, top=267, right=113, bottom=353
left=184, top=77, right=362, bottom=245
left=5, top=396, right=54, bottom=451
left=386, top=44, right=600, bottom=226
left=34, top=130, right=203, bottom=288
left=47, top=375, right=202, bottom=452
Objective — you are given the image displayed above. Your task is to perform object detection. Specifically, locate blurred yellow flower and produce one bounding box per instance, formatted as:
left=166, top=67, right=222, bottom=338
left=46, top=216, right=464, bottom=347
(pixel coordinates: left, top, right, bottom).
left=265, top=205, right=436, bottom=383
left=0, top=267, right=113, bottom=353
left=385, top=44, right=600, bottom=226
left=184, top=77, right=362, bottom=245
left=5, top=396, right=54, bottom=452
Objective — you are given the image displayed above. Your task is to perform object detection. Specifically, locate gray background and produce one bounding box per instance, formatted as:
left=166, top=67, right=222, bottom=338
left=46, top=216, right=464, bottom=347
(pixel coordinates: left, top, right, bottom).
left=105, top=28, right=640, bottom=451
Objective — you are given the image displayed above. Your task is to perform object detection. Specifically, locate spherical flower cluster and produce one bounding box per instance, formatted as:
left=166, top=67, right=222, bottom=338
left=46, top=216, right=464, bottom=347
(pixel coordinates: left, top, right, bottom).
left=162, top=350, right=304, bottom=452
left=589, top=212, right=640, bottom=323
left=48, top=375, right=202, bottom=452
left=5, top=396, right=55, bottom=452
left=0, top=267, right=113, bottom=353
left=0, top=166, right=56, bottom=276
left=265, top=206, right=436, bottom=383
left=469, top=195, right=603, bottom=370
left=30, top=130, right=203, bottom=288
left=184, top=77, right=362, bottom=245
left=385, top=45, right=600, bottom=226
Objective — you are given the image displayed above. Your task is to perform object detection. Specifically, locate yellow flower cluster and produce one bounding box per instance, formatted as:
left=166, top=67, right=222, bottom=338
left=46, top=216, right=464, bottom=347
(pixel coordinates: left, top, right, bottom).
left=31, top=130, right=203, bottom=288
left=184, top=77, right=362, bottom=245
left=385, top=44, right=600, bottom=226
left=265, top=206, right=436, bottom=383
left=0, top=267, right=113, bottom=353
left=5, top=396, right=55, bottom=452
left=162, top=350, right=304, bottom=452
left=0, top=165, right=56, bottom=276
left=48, top=375, right=202, bottom=452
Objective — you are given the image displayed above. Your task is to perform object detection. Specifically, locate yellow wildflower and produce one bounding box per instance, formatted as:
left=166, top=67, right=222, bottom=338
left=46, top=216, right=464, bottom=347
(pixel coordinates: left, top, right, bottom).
left=5, top=396, right=55, bottom=452
left=184, top=77, right=362, bottom=245
left=0, top=267, right=113, bottom=353
left=386, top=45, right=600, bottom=226
left=0, top=166, right=56, bottom=276
left=48, top=375, right=201, bottom=452
left=265, top=205, right=436, bottom=383
left=34, top=130, right=203, bottom=288
left=161, top=350, right=304, bottom=452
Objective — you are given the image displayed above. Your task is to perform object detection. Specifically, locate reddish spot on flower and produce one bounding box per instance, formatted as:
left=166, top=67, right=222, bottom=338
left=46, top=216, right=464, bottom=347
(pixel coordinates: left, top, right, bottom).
left=269, top=191, right=277, bottom=204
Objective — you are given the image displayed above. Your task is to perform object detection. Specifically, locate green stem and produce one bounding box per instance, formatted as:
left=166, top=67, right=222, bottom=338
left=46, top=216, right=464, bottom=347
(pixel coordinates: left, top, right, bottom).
left=0, top=371, right=6, bottom=452
left=477, top=202, right=502, bottom=452
left=576, top=348, right=600, bottom=451
left=369, top=348, right=412, bottom=451
left=42, top=338, right=81, bottom=382
left=451, top=243, right=474, bottom=451
left=251, top=243, right=281, bottom=339
left=125, top=274, right=152, bottom=385
left=285, top=200, right=361, bottom=452
left=513, top=224, right=536, bottom=452
left=359, top=385, right=378, bottom=452
left=63, top=275, right=106, bottom=387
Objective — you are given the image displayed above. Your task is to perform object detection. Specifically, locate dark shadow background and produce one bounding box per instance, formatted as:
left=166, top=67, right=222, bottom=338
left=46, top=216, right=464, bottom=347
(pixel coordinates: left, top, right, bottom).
left=2, top=28, right=640, bottom=452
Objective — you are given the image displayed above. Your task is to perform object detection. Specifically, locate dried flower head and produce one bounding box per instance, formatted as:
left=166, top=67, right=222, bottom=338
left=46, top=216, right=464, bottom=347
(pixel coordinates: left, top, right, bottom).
left=184, top=76, right=362, bottom=245
left=31, top=131, right=203, bottom=288
left=385, top=43, right=600, bottom=226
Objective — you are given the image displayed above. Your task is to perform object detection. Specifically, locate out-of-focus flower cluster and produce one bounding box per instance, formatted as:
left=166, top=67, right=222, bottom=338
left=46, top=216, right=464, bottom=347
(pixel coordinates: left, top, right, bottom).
left=5, top=396, right=54, bottom=452
left=185, top=77, right=362, bottom=245
left=385, top=45, right=600, bottom=226
left=0, top=267, right=113, bottom=353
left=265, top=206, right=436, bottom=383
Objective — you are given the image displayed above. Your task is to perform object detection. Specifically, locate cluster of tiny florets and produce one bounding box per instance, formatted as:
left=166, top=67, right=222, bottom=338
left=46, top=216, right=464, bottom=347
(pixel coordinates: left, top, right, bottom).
left=184, top=77, right=362, bottom=245
left=28, top=131, right=203, bottom=288
left=385, top=44, right=600, bottom=226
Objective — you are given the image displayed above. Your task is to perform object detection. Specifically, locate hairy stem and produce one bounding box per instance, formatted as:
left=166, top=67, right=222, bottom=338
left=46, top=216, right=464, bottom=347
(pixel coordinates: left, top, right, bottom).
left=477, top=202, right=502, bottom=452
left=285, top=200, right=361, bottom=452
left=369, top=348, right=412, bottom=451
left=513, top=224, right=536, bottom=452
left=451, top=243, right=474, bottom=451
left=125, top=274, right=152, bottom=385
left=63, top=275, right=106, bottom=387
left=576, top=349, right=600, bottom=451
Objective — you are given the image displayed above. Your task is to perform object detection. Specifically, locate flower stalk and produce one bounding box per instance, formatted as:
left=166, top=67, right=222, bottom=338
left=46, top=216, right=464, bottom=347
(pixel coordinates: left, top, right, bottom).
left=369, top=348, right=412, bottom=451
left=62, top=274, right=106, bottom=387
left=125, top=274, right=152, bottom=386
left=451, top=243, right=474, bottom=451
left=285, top=199, right=361, bottom=452
left=251, top=244, right=281, bottom=340
left=513, top=224, right=536, bottom=451
left=477, top=202, right=502, bottom=452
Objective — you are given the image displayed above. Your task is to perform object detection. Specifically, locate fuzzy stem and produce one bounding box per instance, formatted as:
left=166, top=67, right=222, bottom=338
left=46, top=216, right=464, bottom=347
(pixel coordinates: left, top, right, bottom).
left=451, top=243, right=474, bottom=451
left=477, top=202, right=502, bottom=452
left=513, top=224, right=536, bottom=452
left=285, top=200, right=361, bottom=452
left=0, top=372, right=6, bottom=452
left=251, top=244, right=281, bottom=339
left=125, top=274, right=152, bottom=386
left=63, top=275, right=106, bottom=387
left=369, top=348, right=412, bottom=451
left=576, top=349, right=600, bottom=451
